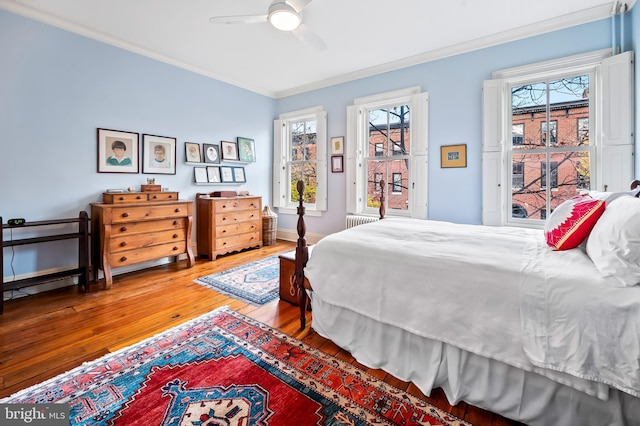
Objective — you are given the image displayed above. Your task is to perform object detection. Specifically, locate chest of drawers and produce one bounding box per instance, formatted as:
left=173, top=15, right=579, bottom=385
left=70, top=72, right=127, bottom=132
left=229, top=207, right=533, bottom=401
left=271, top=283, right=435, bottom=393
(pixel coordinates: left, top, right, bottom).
left=196, top=196, right=262, bottom=260
left=91, top=194, right=195, bottom=289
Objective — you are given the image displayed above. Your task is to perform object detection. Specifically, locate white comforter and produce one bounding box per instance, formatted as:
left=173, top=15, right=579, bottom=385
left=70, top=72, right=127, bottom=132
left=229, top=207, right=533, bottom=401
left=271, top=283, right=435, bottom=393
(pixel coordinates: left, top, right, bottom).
left=304, top=217, right=640, bottom=399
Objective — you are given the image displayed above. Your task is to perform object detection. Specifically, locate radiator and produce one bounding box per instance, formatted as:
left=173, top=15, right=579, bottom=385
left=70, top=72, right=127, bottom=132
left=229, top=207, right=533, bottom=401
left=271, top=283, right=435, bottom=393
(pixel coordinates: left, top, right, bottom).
left=345, top=215, right=379, bottom=229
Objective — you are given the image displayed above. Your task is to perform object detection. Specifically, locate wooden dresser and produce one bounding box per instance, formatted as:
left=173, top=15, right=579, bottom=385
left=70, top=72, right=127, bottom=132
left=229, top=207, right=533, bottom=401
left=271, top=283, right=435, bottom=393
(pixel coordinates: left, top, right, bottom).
left=196, top=195, right=262, bottom=260
left=91, top=192, right=195, bottom=289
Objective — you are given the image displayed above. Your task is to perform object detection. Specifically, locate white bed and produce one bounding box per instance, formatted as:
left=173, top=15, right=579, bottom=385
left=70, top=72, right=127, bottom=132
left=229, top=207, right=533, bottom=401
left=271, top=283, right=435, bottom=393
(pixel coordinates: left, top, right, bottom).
left=292, top=182, right=640, bottom=426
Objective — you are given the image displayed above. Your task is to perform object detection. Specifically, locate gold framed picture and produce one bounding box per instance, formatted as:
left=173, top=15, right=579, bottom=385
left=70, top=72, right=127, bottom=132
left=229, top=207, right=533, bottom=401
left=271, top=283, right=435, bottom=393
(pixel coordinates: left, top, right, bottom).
left=440, top=144, right=467, bottom=168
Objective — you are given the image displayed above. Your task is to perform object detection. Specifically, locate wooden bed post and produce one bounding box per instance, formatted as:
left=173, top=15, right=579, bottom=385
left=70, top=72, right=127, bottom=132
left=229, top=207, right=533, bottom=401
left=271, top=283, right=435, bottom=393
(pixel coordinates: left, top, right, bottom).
left=379, top=179, right=386, bottom=219
left=293, top=180, right=309, bottom=330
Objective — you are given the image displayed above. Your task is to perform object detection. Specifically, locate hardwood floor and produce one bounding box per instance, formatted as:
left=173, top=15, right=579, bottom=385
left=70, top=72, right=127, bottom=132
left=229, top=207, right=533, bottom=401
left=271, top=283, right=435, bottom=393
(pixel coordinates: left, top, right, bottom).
left=0, top=240, right=522, bottom=425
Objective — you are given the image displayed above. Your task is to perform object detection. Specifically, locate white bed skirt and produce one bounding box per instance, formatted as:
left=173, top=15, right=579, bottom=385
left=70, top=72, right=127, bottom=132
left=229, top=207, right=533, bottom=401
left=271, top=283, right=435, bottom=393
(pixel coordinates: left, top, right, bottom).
left=311, top=296, right=640, bottom=426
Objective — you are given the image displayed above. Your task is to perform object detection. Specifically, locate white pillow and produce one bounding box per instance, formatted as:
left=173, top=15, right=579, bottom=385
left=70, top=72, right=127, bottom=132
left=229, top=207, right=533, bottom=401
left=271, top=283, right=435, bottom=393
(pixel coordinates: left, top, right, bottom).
left=586, top=196, right=640, bottom=286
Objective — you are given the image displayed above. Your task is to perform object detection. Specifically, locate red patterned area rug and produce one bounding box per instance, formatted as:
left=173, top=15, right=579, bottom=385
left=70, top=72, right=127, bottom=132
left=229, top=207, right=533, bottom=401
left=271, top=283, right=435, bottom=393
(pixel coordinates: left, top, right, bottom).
left=1, top=307, right=471, bottom=426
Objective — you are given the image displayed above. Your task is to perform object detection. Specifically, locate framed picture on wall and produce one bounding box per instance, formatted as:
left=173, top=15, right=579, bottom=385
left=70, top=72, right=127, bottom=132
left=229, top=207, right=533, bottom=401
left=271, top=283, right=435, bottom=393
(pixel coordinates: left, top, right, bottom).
left=233, top=166, right=246, bottom=183
left=142, top=134, right=176, bottom=174
left=221, top=141, right=238, bottom=161
left=203, top=143, right=220, bottom=164
left=185, top=142, right=202, bottom=163
left=207, top=166, right=221, bottom=183
left=440, top=144, right=467, bottom=168
left=331, top=136, right=344, bottom=155
left=194, top=167, right=208, bottom=183
left=237, top=137, right=256, bottom=162
left=331, top=155, right=344, bottom=173
left=220, top=166, right=234, bottom=182
left=97, top=128, right=139, bottom=173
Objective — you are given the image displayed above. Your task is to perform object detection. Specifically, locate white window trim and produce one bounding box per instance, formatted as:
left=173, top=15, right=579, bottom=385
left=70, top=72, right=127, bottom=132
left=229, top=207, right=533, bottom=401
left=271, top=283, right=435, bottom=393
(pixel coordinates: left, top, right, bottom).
left=482, top=49, right=634, bottom=227
left=273, top=106, right=327, bottom=217
left=347, top=87, right=429, bottom=219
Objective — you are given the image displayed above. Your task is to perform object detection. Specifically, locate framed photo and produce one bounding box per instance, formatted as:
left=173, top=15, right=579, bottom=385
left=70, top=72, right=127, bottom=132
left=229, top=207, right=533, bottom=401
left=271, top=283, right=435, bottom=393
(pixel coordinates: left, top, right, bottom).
left=194, top=167, right=208, bottom=183
left=185, top=142, right=201, bottom=163
left=220, top=166, right=234, bottom=183
left=97, top=128, right=139, bottom=173
left=221, top=140, right=238, bottom=161
left=331, top=136, right=344, bottom=155
left=331, top=155, right=344, bottom=173
left=440, top=144, right=467, bottom=168
left=233, top=166, right=246, bottom=183
left=203, top=143, right=220, bottom=164
left=207, top=166, right=221, bottom=183
left=237, top=137, right=256, bottom=162
left=142, top=134, right=176, bottom=174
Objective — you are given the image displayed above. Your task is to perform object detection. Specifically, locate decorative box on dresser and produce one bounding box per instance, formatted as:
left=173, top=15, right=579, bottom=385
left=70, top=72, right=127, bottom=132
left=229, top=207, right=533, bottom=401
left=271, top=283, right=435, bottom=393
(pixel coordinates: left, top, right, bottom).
left=91, top=192, right=195, bottom=289
left=196, top=195, right=262, bottom=260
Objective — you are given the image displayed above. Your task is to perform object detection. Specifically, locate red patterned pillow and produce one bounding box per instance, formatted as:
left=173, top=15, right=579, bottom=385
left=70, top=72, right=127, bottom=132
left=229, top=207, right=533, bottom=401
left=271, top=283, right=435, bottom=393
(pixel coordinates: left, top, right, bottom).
left=544, top=196, right=606, bottom=251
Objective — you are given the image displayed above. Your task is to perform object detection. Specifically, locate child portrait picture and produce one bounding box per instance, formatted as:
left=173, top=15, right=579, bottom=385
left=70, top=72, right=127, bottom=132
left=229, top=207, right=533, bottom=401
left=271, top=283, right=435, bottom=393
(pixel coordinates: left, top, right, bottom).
left=97, top=128, right=139, bottom=174
left=142, top=134, right=176, bottom=175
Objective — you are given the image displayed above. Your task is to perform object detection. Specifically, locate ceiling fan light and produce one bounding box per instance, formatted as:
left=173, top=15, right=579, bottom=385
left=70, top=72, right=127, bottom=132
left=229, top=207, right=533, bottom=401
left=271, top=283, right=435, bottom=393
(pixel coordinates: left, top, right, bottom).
left=268, top=3, right=301, bottom=31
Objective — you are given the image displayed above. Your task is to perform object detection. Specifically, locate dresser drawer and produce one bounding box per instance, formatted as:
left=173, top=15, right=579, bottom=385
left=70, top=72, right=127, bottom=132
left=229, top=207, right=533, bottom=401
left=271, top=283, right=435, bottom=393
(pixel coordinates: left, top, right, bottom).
left=147, top=192, right=179, bottom=202
left=109, top=229, right=186, bottom=253
left=111, top=204, right=190, bottom=223
left=216, top=221, right=259, bottom=238
left=215, top=210, right=259, bottom=225
left=104, top=193, right=148, bottom=204
left=214, top=198, right=261, bottom=212
left=110, top=218, right=184, bottom=237
left=216, top=231, right=261, bottom=251
left=108, top=242, right=187, bottom=267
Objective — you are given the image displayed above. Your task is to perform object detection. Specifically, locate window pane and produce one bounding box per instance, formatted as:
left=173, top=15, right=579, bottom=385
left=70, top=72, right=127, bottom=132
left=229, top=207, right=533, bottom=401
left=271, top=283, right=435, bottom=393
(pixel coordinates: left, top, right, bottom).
left=289, top=162, right=317, bottom=204
left=512, top=124, right=524, bottom=146
left=290, top=119, right=317, bottom=161
left=387, top=159, right=409, bottom=211
left=368, top=105, right=410, bottom=156
left=512, top=152, right=546, bottom=220
left=550, top=75, right=589, bottom=148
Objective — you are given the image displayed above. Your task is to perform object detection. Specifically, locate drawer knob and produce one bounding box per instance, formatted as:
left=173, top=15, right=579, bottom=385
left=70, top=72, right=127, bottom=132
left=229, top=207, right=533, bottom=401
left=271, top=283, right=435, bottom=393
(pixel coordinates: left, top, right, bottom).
left=173, top=220, right=179, bottom=225
left=120, top=256, right=127, bottom=262
left=120, top=226, right=127, bottom=232
left=173, top=246, right=179, bottom=251
left=222, top=217, right=227, bottom=221
left=222, top=242, right=227, bottom=246
left=120, top=241, right=127, bottom=247
left=118, top=196, right=124, bottom=201
left=222, top=230, right=226, bottom=233
left=173, top=234, right=179, bottom=238
left=175, top=208, right=181, bottom=213
left=136, top=195, right=142, bottom=199
left=122, top=212, right=129, bottom=218
left=168, top=195, right=173, bottom=199
left=152, top=195, right=157, bottom=199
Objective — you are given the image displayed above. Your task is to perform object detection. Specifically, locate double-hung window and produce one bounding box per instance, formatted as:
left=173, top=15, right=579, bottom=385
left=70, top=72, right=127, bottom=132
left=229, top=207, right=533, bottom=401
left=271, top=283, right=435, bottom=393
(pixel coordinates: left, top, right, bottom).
left=346, top=87, right=429, bottom=218
left=482, top=50, right=634, bottom=227
left=273, top=106, right=327, bottom=215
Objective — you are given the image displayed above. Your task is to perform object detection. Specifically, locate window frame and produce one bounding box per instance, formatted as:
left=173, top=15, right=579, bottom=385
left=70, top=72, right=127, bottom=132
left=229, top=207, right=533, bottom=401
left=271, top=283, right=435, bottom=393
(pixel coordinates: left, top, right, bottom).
left=482, top=49, right=634, bottom=228
left=346, top=87, right=429, bottom=220
left=273, top=106, right=327, bottom=217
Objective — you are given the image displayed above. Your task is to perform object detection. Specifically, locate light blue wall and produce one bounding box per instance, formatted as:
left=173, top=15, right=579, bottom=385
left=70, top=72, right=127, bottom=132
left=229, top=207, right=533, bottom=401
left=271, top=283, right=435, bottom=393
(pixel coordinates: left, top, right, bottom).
left=0, top=10, right=275, bottom=277
left=275, top=18, right=622, bottom=235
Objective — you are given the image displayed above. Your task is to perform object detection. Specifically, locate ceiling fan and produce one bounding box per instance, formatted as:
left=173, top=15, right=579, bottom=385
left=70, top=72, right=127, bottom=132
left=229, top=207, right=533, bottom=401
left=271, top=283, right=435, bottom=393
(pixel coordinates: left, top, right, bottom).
left=209, top=0, right=327, bottom=51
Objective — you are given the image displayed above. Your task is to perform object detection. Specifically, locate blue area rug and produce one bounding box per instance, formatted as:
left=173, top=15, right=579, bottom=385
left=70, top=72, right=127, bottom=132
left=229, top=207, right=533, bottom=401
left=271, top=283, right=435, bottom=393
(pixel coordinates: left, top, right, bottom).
left=195, top=255, right=280, bottom=305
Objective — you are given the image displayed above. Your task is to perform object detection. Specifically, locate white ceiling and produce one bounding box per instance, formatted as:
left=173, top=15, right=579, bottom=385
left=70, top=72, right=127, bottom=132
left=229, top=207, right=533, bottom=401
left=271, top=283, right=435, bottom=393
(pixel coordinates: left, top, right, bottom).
left=0, top=0, right=629, bottom=98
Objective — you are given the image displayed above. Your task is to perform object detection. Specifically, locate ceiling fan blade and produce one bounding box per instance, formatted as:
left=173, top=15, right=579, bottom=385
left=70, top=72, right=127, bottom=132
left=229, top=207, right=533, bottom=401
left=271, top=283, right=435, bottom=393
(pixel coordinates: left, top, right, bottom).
left=292, top=23, right=326, bottom=51
left=209, top=14, right=268, bottom=24
left=287, top=0, right=312, bottom=12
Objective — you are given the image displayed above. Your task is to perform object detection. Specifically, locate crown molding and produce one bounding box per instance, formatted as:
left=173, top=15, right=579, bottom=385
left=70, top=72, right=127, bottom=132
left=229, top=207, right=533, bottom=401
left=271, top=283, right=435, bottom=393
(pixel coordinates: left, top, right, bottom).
left=274, top=3, right=624, bottom=98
